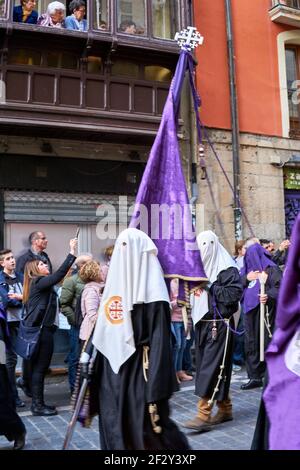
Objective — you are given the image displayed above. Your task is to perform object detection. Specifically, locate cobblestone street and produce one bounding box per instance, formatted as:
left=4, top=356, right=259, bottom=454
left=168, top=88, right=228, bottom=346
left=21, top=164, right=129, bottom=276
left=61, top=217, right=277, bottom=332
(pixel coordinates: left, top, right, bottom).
left=0, top=367, right=261, bottom=451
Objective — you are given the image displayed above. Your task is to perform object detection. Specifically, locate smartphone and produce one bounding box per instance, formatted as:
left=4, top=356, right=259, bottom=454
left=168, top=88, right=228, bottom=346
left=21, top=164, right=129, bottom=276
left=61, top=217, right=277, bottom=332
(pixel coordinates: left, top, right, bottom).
left=75, top=227, right=80, bottom=239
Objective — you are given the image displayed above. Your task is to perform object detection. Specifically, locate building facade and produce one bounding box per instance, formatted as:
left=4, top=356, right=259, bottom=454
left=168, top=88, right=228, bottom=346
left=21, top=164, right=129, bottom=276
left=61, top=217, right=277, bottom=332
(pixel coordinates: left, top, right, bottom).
left=194, top=0, right=300, bottom=249
left=0, top=0, right=195, bottom=263
left=0, top=0, right=195, bottom=363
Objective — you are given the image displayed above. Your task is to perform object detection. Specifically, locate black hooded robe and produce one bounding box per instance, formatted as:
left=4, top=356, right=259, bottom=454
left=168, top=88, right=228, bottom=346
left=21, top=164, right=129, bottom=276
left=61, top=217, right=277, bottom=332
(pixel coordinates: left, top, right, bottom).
left=194, top=267, right=243, bottom=400
left=242, top=265, right=282, bottom=380
left=93, top=300, right=189, bottom=450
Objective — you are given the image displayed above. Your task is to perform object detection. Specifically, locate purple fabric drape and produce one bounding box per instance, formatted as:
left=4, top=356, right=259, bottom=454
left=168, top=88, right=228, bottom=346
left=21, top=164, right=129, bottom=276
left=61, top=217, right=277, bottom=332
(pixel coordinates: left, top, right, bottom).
left=130, top=50, right=207, bottom=302
left=241, top=243, right=276, bottom=314
left=263, top=215, right=300, bottom=450
left=0, top=303, right=10, bottom=348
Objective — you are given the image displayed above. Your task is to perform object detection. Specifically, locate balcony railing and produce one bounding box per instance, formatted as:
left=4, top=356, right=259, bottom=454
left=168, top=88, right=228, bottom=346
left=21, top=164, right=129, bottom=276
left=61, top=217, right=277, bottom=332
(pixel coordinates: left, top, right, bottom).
left=270, top=1, right=300, bottom=27
left=271, top=1, right=300, bottom=9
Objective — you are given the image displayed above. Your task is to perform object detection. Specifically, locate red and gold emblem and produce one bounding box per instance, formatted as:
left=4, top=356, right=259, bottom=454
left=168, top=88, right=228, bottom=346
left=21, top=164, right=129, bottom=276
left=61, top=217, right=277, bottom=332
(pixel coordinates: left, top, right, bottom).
left=105, top=296, right=124, bottom=324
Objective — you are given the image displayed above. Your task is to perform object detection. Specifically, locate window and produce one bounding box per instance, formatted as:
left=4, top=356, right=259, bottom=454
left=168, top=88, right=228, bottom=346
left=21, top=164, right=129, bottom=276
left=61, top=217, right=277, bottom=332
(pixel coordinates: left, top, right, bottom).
left=8, top=48, right=42, bottom=65
left=117, top=0, right=145, bottom=35
left=45, top=51, right=78, bottom=69
left=144, top=65, right=172, bottom=82
left=86, top=56, right=103, bottom=73
left=94, top=0, right=108, bottom=30
left=10, top=0, right=180, bottom=42
left=0, top=0, right=7, bottom=17
left=111, top=59, right=139, bottom=77
left=285, top=47, right=300, bottom=137
left=152, top=0, right=177, bottom=39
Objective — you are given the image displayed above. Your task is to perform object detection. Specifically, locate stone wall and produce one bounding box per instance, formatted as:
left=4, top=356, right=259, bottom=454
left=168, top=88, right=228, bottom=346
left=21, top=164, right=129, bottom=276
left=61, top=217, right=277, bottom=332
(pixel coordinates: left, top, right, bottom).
left=196, top=128, right=300, bottom=252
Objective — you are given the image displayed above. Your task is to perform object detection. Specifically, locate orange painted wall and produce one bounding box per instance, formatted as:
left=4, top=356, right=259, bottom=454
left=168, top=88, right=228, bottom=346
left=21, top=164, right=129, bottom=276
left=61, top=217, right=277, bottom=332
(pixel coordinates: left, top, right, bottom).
left=194, top=0, right=292, bottom=136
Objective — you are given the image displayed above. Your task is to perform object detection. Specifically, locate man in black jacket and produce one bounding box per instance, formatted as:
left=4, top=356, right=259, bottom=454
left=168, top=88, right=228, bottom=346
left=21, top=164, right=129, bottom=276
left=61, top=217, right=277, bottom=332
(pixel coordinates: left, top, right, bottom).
left=16, top=231, right=52, bottom=274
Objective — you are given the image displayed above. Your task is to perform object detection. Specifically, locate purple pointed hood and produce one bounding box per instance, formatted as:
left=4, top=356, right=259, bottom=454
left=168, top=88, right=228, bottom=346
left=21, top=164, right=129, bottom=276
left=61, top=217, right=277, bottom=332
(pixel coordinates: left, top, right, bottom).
left=241, top=243, right=276, bottom=314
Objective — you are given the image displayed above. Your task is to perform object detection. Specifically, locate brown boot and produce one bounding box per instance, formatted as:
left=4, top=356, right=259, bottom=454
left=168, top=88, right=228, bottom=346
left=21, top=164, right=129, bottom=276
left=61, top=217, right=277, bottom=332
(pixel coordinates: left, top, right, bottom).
left=183, top=397, right=213, bottom=432
left=210, top=397, right=233, bottom=425
left=183, top=416, right=212, bottom=432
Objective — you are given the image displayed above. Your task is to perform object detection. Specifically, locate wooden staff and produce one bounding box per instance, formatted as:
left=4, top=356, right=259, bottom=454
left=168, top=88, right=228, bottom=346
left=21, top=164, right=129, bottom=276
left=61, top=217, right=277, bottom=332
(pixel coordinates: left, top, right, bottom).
left=258, top=272, right=267, bottom=362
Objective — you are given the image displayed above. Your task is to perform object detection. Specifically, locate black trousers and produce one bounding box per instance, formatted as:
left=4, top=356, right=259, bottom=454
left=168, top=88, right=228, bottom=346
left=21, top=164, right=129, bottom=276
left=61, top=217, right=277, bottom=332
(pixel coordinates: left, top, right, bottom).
left=30, top=326, right=55, bottom=404
left=6, top=322, right=20, bottom=402
left=0, top=365, right=26, bottom=441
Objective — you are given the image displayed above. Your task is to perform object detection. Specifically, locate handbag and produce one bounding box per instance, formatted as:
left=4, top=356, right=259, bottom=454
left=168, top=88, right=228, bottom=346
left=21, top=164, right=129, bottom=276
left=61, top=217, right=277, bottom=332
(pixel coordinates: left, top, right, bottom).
left=14, top=322, right=43, bottom=360
left=14, top=293, right=52, bottom=360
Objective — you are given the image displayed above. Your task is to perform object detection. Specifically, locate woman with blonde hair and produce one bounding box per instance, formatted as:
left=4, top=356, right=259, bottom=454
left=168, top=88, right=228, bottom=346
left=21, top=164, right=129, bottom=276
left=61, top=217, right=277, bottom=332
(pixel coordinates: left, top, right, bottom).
left=79, top=260, right=103, bottom=342
left=22, top=239, right=77, bottom=416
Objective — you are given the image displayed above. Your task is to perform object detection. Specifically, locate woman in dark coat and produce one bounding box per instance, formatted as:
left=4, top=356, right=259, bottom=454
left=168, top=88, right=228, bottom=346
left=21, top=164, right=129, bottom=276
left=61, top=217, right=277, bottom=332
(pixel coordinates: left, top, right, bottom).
left=0, top=302, right=26, bottom=450
left=22, top=239, right=77, bottom=416
left=184, top=230, right=243, bottom=432
left=240, top=243, right=282, bottom=390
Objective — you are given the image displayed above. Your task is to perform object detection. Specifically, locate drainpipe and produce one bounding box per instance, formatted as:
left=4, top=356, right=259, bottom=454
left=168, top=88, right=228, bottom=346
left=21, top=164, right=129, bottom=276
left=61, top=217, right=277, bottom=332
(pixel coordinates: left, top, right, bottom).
left=225, top=0, right=242, bottom=240
left=187, top=0, right=199, bottom=228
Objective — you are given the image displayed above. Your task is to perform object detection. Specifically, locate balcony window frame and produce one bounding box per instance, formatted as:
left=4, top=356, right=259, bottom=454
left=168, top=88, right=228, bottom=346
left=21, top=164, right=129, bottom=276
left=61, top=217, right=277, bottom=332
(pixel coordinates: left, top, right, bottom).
left=2, top=0, right=184, bottom=50
left=0, top=0, right=8, bottom=19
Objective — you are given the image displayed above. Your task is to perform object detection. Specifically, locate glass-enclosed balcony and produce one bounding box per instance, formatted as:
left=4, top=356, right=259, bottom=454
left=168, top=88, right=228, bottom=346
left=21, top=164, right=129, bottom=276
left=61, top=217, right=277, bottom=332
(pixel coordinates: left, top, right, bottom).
left=0, top=0, right=186, bottom=49
left=269, top=1, right=300, bottom=27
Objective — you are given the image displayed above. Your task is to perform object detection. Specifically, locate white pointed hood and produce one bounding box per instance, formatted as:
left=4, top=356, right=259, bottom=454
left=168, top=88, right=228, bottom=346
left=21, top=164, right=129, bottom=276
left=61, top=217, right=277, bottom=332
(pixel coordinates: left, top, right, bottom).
left=92, top=228, right=170, bottom=374
left=197, top=230, right=237, bottom=284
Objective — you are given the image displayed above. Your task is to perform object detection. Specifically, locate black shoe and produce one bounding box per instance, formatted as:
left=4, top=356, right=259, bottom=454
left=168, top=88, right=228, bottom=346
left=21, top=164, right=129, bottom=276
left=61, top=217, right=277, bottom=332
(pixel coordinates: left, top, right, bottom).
left=17, top=378, right=32, bottom=398
left=43, top=403, right=56, bottom=411
left=31, top=404, right=57, bottom=416
left=240, top=379, right=263, bottom=390
left=13, top=432, right=26, bottom=450
left=15, top=397, right=26, bottom=408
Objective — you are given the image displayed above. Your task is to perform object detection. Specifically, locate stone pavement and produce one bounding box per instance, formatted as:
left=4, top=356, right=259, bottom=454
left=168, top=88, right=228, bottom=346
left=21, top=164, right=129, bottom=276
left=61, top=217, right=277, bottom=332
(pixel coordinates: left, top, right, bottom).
left=0, top=367, right=261, bottom=451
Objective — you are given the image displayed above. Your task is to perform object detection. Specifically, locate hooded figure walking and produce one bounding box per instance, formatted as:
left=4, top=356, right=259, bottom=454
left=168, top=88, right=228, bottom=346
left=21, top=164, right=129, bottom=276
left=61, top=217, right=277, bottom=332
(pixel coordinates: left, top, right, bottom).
left=184, top=230, right=243, bottom=432
left=240, top=243, right=282, bottom=390
left=257, top=215, right=300, bottom=450
left=90, top=228, right=189, bottom=450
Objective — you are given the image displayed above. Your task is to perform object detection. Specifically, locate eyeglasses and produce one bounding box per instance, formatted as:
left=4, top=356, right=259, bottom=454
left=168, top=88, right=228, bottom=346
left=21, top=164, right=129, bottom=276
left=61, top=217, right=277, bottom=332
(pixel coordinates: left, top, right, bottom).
left=38, top=237, right=47, bottom=240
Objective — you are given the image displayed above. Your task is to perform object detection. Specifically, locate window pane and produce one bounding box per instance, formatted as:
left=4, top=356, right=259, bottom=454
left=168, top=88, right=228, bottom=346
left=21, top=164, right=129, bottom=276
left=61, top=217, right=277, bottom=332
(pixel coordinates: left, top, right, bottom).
left=44, top=51, right=78, bottom=69
left=152, top=0, right=178, bottom=39
left=13, top=0, right=39, bottom=24
left=285, top=49, right=299, bottom=120
left=117, top=0, right=145, bottom=35
left=0, top=0, right=7, bottom=17
left=111, top=59, right=139, bottom=78
left=94, top=0, right=108, bottom=30
left=87, top=56, right=103, bottom=73
left=8, top=49, right=41, bottom=66
left=36, top=1, right=66, bottom=27
left=144, top=65, right=172, bottom=82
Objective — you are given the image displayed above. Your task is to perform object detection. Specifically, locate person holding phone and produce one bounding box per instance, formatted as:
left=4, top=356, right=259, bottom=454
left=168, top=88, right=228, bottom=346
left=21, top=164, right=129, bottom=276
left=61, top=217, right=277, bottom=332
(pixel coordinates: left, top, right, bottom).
left=22, top=239, right=77, bottom=416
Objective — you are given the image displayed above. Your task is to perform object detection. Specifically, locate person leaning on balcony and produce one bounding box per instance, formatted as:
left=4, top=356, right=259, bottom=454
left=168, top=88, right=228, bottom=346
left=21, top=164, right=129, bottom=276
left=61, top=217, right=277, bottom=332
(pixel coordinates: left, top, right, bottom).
left=13, top=0, right=38, bottom=24
left=37, top=1, right=66, bottom=28
left=65, top=0, right=87, bottom=31
left=118, top=19, right=136, bottom=34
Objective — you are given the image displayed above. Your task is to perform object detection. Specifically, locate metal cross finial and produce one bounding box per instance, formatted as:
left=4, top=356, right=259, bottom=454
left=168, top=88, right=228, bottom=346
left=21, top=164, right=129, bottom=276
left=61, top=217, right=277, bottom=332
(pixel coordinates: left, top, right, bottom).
left=174, top=26, right=204, bottom=51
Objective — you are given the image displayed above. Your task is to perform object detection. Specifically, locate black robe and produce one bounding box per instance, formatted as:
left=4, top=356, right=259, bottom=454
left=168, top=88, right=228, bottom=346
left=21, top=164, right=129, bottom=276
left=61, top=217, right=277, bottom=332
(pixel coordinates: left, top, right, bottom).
left=243, top=265, right=282, bottom=380
left=93, top=300, right=189, bottom=450
left=0, top=314, right=26, bottom=442
left=251, top=372, right=270, bottom=450
left=195, top=267, right=243, bottom=400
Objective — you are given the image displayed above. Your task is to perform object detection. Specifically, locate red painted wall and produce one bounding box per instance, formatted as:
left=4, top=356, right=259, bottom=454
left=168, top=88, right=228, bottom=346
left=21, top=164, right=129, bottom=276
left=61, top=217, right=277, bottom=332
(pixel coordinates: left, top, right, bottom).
left=194, top=0, right=292, bottom=136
